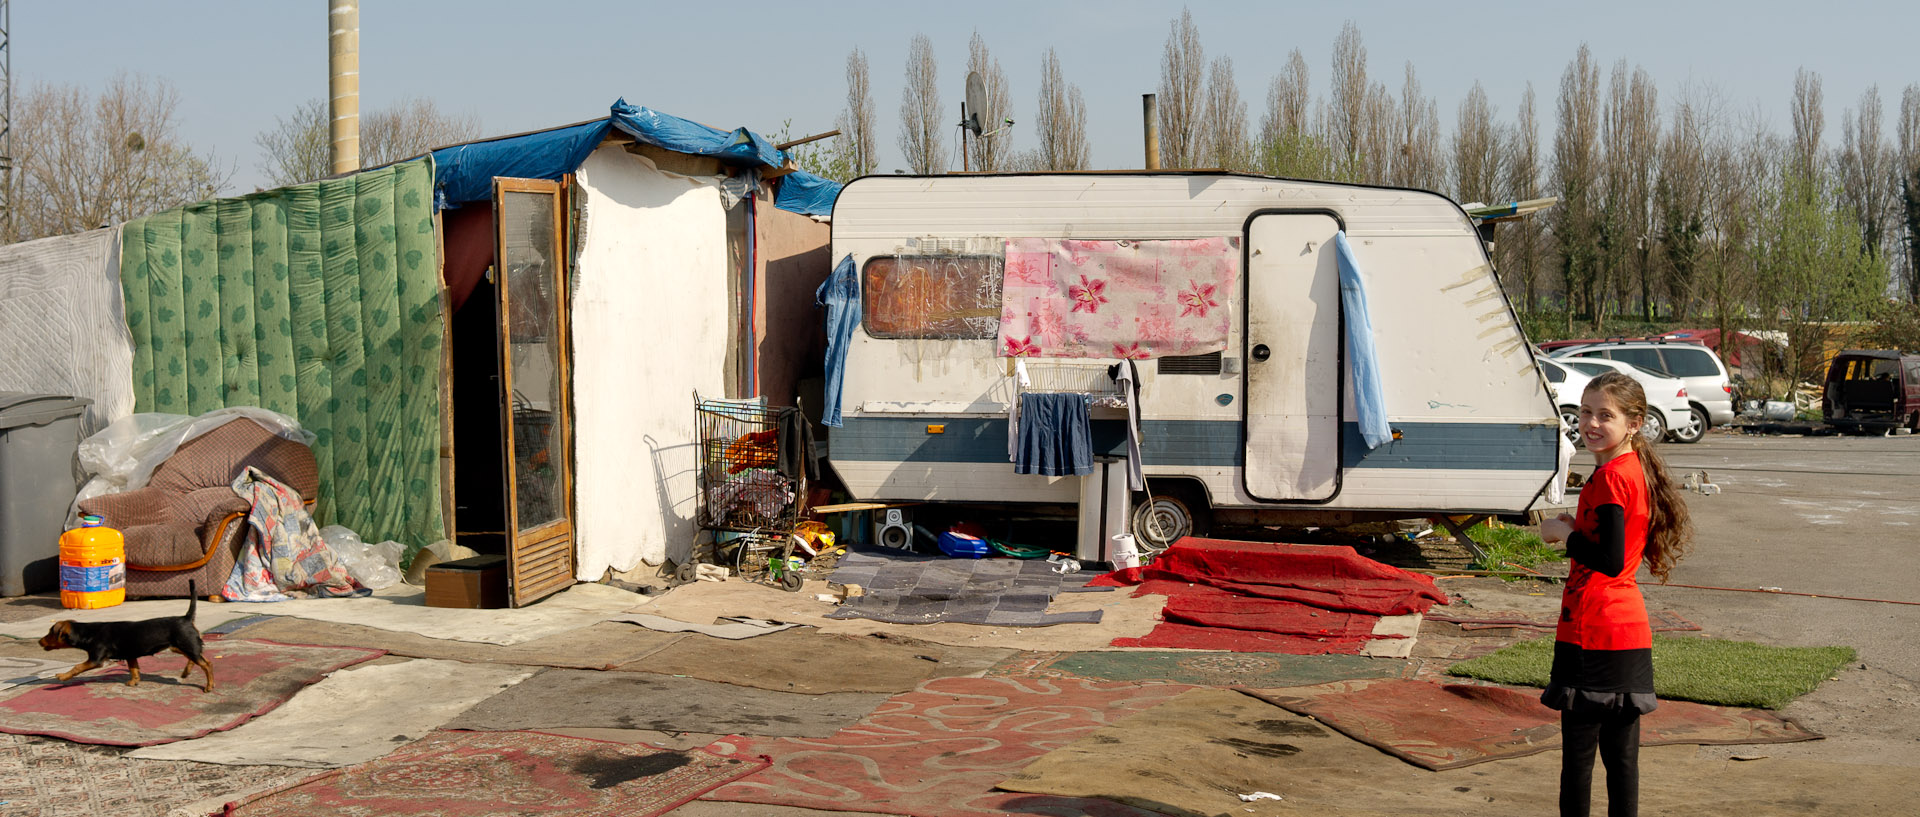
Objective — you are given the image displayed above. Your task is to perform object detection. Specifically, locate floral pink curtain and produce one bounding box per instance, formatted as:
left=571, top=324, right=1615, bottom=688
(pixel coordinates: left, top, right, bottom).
left=998, top=237, right=1240, bottom=359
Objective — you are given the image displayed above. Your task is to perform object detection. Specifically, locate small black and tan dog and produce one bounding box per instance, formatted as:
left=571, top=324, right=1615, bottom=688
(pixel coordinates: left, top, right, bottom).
left=38, top=580, right=214, bottom=692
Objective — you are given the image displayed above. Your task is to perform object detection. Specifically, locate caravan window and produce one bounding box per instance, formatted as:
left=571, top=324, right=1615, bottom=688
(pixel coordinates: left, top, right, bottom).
left=862, top=255, right=1004, bottom=339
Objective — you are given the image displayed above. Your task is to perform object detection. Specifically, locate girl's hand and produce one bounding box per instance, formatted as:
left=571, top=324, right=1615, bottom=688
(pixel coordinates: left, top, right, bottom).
left=1540, top=513, right=1575, bottom=544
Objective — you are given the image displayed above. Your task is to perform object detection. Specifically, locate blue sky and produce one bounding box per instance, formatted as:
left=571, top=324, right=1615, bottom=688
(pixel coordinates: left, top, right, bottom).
left=19, top=1, right=1918, bottom=193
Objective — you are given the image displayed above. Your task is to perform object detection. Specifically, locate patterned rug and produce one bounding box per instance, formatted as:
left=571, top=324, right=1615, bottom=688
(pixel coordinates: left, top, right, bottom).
left=221, top=730, right=765, bottom=816
left=987, top=650, right=1409, bottom=687
left=0, top=732, right=305, bottom=817
left=0, top=638, right=382, bottom=746
left=703, top=675, right=1187, bottom=816
left=824, top=545, right=1102, bottom=627
left=1237, top=678, right=1822, bottom=770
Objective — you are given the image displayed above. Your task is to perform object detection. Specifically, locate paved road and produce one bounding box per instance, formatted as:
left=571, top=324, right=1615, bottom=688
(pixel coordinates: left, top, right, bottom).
left=1571, top=429, right=1920, bottom=765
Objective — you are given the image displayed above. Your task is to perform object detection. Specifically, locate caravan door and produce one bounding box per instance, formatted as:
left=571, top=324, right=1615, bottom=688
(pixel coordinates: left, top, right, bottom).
left=493, top=178, right=576, bottom=607
left=1243, top=212, right=1342, bottom=502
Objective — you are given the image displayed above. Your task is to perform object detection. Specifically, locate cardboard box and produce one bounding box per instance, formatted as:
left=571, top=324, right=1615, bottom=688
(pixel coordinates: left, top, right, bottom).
left=425, top=554, right=507, bottom=609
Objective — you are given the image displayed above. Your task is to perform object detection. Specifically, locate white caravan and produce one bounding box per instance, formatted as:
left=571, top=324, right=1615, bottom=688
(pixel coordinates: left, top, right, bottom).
left=824, top=173, right=1561, bottom=551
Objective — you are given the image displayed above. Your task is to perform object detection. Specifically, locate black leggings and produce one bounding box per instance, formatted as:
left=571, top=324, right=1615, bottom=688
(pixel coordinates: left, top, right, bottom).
left=1560, top=709, right=1641, bottom=817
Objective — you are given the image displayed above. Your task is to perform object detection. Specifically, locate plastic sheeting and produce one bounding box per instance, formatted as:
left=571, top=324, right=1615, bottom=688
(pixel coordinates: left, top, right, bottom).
left=610, top=99, right=784, bottom=168
left=774, top=171, right=841, bottom=218
left=431, top=118, right=613, bottom=210
left=1334, top=231, right=1392, bottom=449
left=0, top=227, right=133, bottom=434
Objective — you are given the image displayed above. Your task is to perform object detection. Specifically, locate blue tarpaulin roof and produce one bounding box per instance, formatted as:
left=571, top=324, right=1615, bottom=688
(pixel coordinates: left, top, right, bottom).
left=430, top=100, right=841, bottom=217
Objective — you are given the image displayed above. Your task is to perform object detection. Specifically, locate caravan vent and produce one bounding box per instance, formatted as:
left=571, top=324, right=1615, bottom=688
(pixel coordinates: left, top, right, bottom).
left=1157, top=351, right=1223, bottom=375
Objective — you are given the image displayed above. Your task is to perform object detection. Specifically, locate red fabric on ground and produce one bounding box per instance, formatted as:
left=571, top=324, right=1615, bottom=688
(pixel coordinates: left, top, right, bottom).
left=1089, top=537, right=1448, bottom=616
left=1157, top=586, right=1383, bottom=641
left=1111, top=622, right=1377, bottom=653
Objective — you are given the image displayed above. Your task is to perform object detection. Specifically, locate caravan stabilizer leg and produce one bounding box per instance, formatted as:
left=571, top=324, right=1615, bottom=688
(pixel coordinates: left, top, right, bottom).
left=1432, top=515, right=1491, bottom=565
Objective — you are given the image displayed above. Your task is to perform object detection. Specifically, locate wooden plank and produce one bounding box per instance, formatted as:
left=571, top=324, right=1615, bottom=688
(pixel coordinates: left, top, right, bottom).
left=808, top=501, right=920, bottom=515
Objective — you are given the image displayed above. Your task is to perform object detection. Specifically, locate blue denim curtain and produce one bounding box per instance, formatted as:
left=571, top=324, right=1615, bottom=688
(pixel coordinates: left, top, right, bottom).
left=816, top=254, right=860, bottom=427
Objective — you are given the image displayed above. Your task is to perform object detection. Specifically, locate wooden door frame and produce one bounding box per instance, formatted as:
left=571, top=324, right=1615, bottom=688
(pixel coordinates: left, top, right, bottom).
left=493, top=176, right=576, bottom=606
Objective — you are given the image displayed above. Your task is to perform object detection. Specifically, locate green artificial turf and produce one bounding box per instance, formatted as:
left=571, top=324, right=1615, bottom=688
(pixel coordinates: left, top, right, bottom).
left=1445, top=634, right=1856, bottom=710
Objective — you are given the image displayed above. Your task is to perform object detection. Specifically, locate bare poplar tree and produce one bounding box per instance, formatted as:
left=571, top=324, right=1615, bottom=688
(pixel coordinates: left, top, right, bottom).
left=1899, top=84, right=1920, bottom=302
left=9, top=74, right=230, bottom=242
left=1500, top=83, right=1544, bottom=310
left=1789, top=67, right=1825, bottom=186
left=256, top=96, right=480, bottom=188
left=1452, top=82, right=1501, bottom=205
left=1837, top=86, right=1891, bottom=260
left=1550, top=44, right=1603, bottom=331
left=835, top=48, right=877, bottom=177
left=898, top=34, right=946, bottom=175
left=1361, top=82, right=1398, bottom=186
left=1257, top=49, right=1319, bottom=177
left=1198, top=57, right=1248, bottom=170
left=1328, top=22, right=1370, bottom=180
left=1157, top=8, right=1205, bottom=168
left=1392, top=63, right=1443, bottom=190
left=1034, top=48, right=1089, bottom=171
left=965, top=32, right=1013, bottom=172
left=1656, top=85, right=1712, bottom=320
left=1625, top=67, right=1661, bottom=318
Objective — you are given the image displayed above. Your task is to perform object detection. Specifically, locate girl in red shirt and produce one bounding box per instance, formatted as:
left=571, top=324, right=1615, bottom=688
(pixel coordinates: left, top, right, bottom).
left=1540, top=371, right=1693, bottom=817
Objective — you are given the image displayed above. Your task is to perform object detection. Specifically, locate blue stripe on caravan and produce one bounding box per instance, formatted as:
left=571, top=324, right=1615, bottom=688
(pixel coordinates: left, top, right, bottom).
left=831, top=417, right=1554, bottom=471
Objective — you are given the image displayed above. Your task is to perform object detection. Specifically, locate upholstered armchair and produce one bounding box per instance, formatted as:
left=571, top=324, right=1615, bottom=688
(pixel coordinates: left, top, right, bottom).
left=77, top=418, right=320, bottom=599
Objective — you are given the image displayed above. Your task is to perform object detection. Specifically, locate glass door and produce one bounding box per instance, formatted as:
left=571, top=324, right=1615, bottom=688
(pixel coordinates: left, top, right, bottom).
left=493, top=178, right=575, bottom=606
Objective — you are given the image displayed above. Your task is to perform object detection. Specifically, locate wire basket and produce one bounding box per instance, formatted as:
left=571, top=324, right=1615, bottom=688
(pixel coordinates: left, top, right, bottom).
left=694, top=396, right=800, bottom=534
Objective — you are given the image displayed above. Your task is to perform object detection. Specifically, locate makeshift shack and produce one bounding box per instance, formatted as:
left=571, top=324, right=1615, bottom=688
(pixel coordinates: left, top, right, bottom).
left=35, top=100, right=837, bottom=607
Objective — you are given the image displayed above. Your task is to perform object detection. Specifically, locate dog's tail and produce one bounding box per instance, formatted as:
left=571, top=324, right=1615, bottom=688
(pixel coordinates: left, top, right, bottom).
left=186, top=580, right=198, bottom=622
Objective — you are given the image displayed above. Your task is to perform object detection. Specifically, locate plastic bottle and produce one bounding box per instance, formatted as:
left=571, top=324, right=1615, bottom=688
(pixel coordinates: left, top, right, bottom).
left=59, top=514, right=125, bottom=609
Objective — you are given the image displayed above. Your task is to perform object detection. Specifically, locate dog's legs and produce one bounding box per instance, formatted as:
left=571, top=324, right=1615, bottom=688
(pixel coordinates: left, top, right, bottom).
left=125, top=658, right=142, bottom=686
left=173, top=647, right=193, bottom=678
left=193, top=655, right=215, bottom=693
left=55, top=659, right=100, bottom=682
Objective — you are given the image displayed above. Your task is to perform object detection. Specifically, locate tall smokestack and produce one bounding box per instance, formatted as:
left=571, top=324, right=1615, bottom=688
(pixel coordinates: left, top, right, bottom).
left=1142, top=93, right=1160, bottom=170
left=329, top=0, right=360, bottom=175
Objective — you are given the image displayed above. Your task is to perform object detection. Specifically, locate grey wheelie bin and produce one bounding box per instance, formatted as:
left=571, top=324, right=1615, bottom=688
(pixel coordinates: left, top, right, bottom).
left=0, top=393, right=93, bottom=596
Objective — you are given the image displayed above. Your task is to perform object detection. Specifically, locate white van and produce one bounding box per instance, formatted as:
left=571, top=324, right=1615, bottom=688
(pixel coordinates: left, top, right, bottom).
left=824, top=173, right=1563, bottom=550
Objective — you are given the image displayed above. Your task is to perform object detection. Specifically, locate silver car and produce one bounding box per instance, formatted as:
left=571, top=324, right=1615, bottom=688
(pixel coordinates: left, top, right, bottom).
left=1552, top=341, right=1733, bottom=430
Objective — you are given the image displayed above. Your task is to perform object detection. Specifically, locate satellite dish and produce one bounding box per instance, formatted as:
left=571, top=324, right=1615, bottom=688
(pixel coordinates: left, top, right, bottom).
left=963, top=71, right=986, bottom=136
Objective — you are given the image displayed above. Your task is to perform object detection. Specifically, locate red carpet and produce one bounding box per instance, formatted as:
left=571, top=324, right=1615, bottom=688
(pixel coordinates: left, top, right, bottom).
left=1090, top=537, right=1448, bottom=616
left=703, top=676, right=1187, bottom=816
left=0, top=638, right=381, bottom=746
left=220, top=730, right=765, bottom=816
left=1239, top=678, right=1822, bottom=770
left=1090, top=538, right=1444, bottom=653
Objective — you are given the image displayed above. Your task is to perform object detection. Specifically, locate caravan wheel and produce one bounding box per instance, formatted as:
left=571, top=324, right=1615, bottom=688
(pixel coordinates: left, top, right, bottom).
left=1130, top=493, right=1207, bottom=556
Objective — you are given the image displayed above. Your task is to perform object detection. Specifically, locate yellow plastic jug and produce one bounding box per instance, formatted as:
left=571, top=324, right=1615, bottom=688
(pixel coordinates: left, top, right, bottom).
left=59, top=514, right=125, bottom=609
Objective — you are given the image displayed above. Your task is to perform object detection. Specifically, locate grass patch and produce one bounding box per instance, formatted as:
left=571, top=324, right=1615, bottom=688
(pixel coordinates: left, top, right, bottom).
left=1464, top=522, right=1565, bottom=576
left=1446, top=635, right=1856, bottom=709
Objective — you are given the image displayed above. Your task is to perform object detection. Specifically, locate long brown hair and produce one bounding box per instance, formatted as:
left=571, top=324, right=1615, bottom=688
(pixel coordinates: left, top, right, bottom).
left=1584, top=372, right=1693, bottom=581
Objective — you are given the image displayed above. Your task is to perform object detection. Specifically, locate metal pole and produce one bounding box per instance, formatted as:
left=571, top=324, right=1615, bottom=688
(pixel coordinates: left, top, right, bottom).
left=328, top=0, right=360, bottom=175
left=1142, top=93, right=1160, bottom=170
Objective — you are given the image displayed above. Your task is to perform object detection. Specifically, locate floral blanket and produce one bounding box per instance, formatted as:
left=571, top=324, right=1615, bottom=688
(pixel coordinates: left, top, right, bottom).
left=999, top=237, right=1239, bottom=359
left=225, top=467, right=367, bottom=602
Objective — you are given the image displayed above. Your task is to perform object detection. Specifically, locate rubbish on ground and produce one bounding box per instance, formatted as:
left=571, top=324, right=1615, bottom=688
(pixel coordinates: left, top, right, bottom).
left=695, top=563, right=731, bottom=582
left=1046, top=554, right=1081, bottom=574
left=320, top=525, right=403, bottom=590
left=1239, top=791, right=1283, bottom=802
left=1679, top=471, right=1720, bottom=496
left=836, top=583, right=866, bottom=598
left=1730, top=754, right=1769, bottom=761
left=815, top=593, right=839, bottom=603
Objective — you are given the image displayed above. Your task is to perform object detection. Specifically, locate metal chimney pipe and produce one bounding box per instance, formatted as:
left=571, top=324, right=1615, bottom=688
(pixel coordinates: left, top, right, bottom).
left=328, top=0, right=360, bottom=175
left=1142, top=93, right=1160, bottom=170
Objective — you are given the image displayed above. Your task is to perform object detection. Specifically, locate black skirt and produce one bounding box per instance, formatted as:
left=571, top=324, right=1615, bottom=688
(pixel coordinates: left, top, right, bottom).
left=1541, top=640, right=1658, bottom=716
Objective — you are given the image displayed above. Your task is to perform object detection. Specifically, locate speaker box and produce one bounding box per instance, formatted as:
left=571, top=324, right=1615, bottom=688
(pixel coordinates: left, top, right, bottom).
left=873, top=508, right=913, bottom=550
